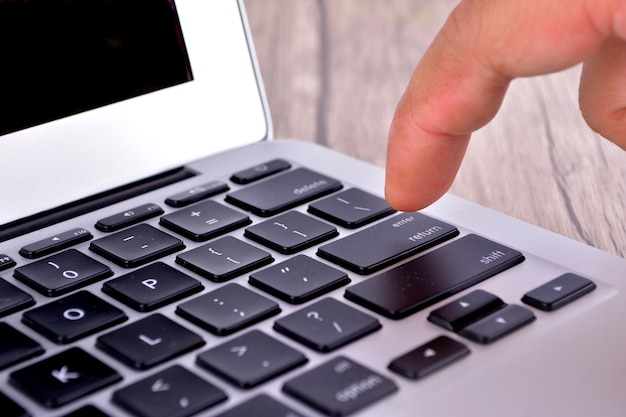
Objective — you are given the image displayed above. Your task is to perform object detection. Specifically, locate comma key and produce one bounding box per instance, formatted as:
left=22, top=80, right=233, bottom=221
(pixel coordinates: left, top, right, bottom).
left=317, top=212, right=459, bottom=274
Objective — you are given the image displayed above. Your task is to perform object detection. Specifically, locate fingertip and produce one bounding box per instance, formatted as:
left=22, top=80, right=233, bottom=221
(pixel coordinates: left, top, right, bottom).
left=384, top=180, right=443, bottom=212
left=385, top=114, right=470, bottom=212
left=580, top=38, right=626, bottom=151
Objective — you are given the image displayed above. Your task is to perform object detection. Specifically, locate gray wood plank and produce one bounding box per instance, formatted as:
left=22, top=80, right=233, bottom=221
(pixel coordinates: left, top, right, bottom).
left=245, top=0, right=626, bottom=257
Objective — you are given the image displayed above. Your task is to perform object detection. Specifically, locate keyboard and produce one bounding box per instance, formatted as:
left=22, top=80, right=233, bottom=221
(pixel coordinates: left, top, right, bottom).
left=0, top=143, right=606, bottom=417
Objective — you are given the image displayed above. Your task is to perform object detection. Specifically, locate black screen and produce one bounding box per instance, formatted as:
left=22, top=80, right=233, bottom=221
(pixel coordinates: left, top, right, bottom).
left=0, top=0, right=193, bottom=136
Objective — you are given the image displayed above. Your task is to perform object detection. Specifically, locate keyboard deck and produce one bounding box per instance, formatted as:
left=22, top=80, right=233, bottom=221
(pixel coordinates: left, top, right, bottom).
left=0, top=156, right=601, bottom=417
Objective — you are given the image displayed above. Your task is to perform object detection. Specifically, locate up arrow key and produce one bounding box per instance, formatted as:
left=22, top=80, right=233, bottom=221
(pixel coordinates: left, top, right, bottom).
left=423, top=348, right=437, bottom=358
left=553, top=286, right=563, bottom=292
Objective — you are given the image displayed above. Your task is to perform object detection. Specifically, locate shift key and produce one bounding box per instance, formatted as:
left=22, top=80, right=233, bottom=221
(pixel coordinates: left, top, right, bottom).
left=317, top=212, right=459, bottom=274
left=345, top=234, right=525, bottom=319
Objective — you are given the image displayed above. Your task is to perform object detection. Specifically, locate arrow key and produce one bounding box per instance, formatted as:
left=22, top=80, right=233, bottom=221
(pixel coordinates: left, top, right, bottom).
left=9, top=347, right=121, bottom=408
left=388, top=335, right=470, bottom=379
left=459, top=304, right=535, bottom=344
left=522, top=273, right=596, bottom=311
left=428, top=289, right=505, bottom=331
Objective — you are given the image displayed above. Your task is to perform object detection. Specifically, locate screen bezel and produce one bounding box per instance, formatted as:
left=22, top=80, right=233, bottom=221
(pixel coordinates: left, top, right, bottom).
left=0, top=0, right=271, bottom=227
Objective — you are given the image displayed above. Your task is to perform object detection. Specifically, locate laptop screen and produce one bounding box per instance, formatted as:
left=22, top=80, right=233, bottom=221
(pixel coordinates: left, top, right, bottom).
left=0, top=0, right=270, bottom=229
left=1, top=0, right=193, bottom=136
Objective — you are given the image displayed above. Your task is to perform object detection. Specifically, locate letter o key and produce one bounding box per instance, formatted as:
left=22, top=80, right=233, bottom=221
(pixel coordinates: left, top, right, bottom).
left=62, top=269, right=79, bottom=279
left=63, top=308, right=85, bottom=321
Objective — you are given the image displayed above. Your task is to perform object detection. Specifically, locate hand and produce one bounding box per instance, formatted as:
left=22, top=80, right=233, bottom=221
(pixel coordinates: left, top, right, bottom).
left=385, top=0, right=626, bottom=211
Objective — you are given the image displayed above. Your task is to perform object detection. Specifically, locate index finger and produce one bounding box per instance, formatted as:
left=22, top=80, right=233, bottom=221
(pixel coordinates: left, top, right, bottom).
left=385, top=0, right=620, bottom=211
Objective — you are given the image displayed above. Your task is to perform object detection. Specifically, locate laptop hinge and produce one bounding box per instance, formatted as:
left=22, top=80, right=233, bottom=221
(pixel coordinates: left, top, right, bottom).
left=0, top=167, right=196, bottom=243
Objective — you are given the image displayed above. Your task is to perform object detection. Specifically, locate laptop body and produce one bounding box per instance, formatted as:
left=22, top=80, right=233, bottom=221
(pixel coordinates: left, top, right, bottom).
left=1, top=1, right=625, bottom=417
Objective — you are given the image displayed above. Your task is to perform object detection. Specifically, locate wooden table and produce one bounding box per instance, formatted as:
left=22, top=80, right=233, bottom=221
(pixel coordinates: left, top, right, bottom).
left=244, top=0, right=626, bottom=258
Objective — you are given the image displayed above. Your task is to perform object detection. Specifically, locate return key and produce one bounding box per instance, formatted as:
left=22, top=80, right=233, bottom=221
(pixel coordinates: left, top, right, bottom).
left=317, top=212, right=458, bottom=274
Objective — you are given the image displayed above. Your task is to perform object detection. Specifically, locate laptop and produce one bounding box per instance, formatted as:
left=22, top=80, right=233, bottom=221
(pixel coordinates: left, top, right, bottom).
left=1, top=1, right=625, bottom=416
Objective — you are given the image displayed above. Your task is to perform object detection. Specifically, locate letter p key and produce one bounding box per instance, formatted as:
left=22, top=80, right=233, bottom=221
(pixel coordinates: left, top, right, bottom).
left=142, top=278, right=158, bottom=290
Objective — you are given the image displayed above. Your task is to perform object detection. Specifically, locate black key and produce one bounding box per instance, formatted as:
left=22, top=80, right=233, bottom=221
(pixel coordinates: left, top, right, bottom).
left=244, top=211, right=338, bottom=254
left=196, top=330, right=307, bottom=388
left=522, top=273, right=596, bottom=311
left=96, top=313, right=204, bottom=370
left=165, top=180, right=229, bottom=207
left=112, top=365, right=227, bottom=417
left=176, top=283, right=280, bottom=336
left=459, top=304, right=536, bottom=344
left=176, top=236, right=273, bottom=282
left=317, top=212, right=459, bottom=274
left=160, top=200, right=250, bottom=242
left=19, top=228, right=92, bottom=259
left=62, top=405, right=110, bottom=417
left=14, top=249, right=112, bottom=297
left=388, top=335, right=470, bottom=380
left=90, top=224, right=185, bottom=268
left=0, top=322, right=44, bottom=371
left=230, top=159, right=291, bottom=184
left=225, top=167, right=342, bottom=217
left=308, top=188, right=396, bottom=229
left=95, top=203, right=164, bottom=232
left=9, top=347, right=121, bottom=408
left=0, top=390, right=29, bottom=417
left=274, top=298, right=381, bottom=352
left=249, top=255, right=350, bottom=304
left=0, top=254, right=17, bottom=271
left=427, top=289, right=506, bottom=331
left=283, top=356, right=397, bottom=417
left=0, top=278, right=35, bottom=317
left=214, top=394, right=307, bottom=417
left=345, top=234, right=525, bottom=319
left=22, top=291, right=127, bottom=344
left=102, top=262, right=203, bottom=312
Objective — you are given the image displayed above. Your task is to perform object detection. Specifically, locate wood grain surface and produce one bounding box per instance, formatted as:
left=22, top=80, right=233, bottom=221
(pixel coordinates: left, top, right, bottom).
left=244, top=0, right=626, bottom=258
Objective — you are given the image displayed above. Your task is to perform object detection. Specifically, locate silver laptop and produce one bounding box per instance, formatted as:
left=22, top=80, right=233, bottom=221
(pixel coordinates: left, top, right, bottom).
left=1, top=1, right=625, bottom=416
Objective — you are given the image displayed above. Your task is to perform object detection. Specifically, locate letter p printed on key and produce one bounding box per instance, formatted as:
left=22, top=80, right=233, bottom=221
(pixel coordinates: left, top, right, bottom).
left=142, top=278, right=158, bottom=290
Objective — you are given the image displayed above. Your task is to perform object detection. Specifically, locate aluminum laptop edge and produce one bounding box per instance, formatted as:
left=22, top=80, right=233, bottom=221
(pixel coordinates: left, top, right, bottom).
left=1, top=1, right=625, bottom=417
